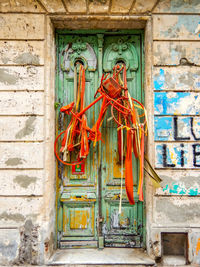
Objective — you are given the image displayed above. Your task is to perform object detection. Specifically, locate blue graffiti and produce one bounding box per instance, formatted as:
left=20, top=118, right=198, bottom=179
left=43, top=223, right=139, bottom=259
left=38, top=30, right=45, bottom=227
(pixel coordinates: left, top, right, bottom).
left=163, top=184, right=169, bottom=192
left=189, top=188, right=199, bottom=196
left=162, top=183, right=200, bottom=195
left=154, top=92, right=200, bottom=115
left=154, top=117, right=172, bottom=141
left=169, top=184, right=179, bottom=194
left=154, top=69, right=165, bottom=90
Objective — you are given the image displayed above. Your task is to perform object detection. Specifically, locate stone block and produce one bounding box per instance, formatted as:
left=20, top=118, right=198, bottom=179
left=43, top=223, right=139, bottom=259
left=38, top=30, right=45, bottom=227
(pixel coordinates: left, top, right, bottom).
left=155, top=142, right=200, bottom=169
left=0, top=0, right=45, bottom=12
left=0, top=229, right=20, bottom=265
left=153, top=41, right=200, bottom=65
left=154, top=92, right=200, bottom=115
left=63, top=0, right=87, bottom=13
left=0, top=170, right=44, bottom=196
left=111, top=0, right=133, bottom=13
left=0, top=197, right=42, bottom=227
left=131, top=0, right=157, bottom=13
left=0, top=91, right=44, bottom=115
left=0, top=67, right=44, bottom=90
left=0, top=116, right=44, bottom=141
left=154, top=116, right=200, bottom=141
left=0, top=41, right=44, bottom=65
left=154, top=197, right=200, bottom=227
left=0, top=14, right=45, bottom=39
left=88, top=0, right=109, bottom=14
left=0, top=142, right=44, bottom=169
left=153, top=0, right=200, bottom=13
left=153, top=66, right=200, bottom=91
left=155, top=169, right=200, bottom=196
left=39, top=0, right=66, bottom=13
left=153, top=15, right=200, bottom=40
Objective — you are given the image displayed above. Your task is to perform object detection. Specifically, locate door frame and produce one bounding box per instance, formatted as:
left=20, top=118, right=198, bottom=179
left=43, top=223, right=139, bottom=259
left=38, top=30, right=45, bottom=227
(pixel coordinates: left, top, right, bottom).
left=55, top=29, right=146, bottom=249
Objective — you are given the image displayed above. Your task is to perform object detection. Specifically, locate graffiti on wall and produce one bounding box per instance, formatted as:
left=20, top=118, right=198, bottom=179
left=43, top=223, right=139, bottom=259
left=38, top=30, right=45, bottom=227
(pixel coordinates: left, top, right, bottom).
left=154, top=69, right=200, bottom=169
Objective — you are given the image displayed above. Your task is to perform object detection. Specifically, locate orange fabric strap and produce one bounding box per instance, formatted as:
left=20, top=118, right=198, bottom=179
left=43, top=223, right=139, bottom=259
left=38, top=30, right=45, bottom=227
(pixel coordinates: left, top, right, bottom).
left=125, top=129, right=135, bottom=205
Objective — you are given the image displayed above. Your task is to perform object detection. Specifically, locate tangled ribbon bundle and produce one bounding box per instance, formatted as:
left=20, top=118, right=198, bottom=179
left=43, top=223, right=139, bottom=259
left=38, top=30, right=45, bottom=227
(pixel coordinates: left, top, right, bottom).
left=55, top=63, right=157, bottom=205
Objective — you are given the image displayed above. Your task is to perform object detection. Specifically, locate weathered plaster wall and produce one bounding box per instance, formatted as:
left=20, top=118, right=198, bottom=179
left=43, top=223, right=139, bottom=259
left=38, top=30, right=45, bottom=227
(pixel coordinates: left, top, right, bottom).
left=151, top=0, right=200, bottom=265
left=0, top=2, right=55, bottom=265
left=0, top=0, right=200, bottom=266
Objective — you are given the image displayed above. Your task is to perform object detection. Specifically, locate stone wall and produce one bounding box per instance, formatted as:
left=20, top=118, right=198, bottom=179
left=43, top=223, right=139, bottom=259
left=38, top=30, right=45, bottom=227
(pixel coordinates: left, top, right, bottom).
left=0, top=0, right=200, bottom=265
left=151, top=1, right=200, bottom=265
left=0, top=3, right=55, bottom=265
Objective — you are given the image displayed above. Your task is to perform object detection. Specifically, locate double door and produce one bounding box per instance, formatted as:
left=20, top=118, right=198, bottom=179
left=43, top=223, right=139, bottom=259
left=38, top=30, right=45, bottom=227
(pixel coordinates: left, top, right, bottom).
left=56, top=31, right=144, bottom=248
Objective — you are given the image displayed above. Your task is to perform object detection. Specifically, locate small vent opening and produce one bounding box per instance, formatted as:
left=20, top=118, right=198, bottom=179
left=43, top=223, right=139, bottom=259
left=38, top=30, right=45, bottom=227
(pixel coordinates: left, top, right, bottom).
left=161, top=232, right=188, bottom=265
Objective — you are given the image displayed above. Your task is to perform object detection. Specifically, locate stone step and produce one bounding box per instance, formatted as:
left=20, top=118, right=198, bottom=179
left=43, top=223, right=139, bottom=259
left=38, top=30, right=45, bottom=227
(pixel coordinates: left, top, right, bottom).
left=48, top=248, right=155, bottom=266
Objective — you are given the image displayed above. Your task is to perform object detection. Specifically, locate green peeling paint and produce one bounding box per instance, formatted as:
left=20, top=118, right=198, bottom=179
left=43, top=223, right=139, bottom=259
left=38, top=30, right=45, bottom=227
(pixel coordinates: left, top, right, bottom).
left=56, top=30, right=145, bottom=249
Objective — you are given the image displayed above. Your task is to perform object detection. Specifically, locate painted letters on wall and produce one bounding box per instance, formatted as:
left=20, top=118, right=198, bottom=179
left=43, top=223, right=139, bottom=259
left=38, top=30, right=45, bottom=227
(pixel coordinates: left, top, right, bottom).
left=154, top=69, right=200, bottom=169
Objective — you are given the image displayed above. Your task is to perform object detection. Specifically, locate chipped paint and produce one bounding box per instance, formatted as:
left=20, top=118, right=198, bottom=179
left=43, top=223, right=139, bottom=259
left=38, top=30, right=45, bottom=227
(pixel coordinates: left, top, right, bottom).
left=154, top=92, right=200, bottom=115
left=154, top=68, right=165, bottom=90
left=162, top=183, right=200, bottom=196
left=153, top=41, right=200, bottom=66
left=70, top=210, right=88, bottom=229
left=153, top=67, right=200, bottom=91
left=154, top=116, right=200, bottom=141
left=155, top=143, right=200, bottom=168
left=0, top=229, right=20, bottom=265
left=154, top=0, right=200, bottom=13
left=154, top=15, right=200, bottom=40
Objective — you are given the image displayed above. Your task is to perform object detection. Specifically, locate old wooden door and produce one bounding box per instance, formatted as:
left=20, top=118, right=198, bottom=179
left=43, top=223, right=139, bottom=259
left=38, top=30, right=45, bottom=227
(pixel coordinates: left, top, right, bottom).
left=56, top=31, right=144, bottom=249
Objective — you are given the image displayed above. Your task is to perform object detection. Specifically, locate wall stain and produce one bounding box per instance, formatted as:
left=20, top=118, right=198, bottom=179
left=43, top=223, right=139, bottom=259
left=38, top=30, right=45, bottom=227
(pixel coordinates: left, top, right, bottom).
left=169, top=0, right=200, bottom=13
left=0, top=68, right=18, bottom=85
left=14, top=175, right=37, bottom=188
left=14, top=52, right=39, bottom=65
left=5, top=158, right=24, bottom=166
left=16, top=220, right=39, bottom=265
left=15, top=116, right=36, bottom=139
left=156, top=198, right=200, bottom=223
left=0, top=235, right=18, bottom=265
left=1, top=57, right=9, bottom=64
left=161, top=15, right=200, bottom=38
left=0, top=212, right=25, bottom=222
left=0, top=16, right=6, bottom=26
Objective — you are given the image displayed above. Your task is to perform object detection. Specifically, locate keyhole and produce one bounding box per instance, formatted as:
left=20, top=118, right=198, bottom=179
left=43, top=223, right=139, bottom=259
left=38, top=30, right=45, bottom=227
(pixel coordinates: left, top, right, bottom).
left=74, top=59, right=84, bottom=66
left=116, top=60, right=126, bottom=67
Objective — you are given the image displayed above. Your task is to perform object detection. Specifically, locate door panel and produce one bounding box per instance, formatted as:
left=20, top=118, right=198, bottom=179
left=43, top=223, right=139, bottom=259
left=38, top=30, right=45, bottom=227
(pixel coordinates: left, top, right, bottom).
left=56, top=32, right=144, bottom=248
left=56, top=34, right=99, bottom=247
left=101, top=35, right=143, bottom=247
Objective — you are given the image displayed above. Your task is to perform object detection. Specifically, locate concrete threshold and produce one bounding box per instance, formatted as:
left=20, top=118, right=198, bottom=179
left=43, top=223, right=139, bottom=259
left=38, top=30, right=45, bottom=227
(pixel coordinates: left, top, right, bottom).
left=48, top=248, right=155, bottom=266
